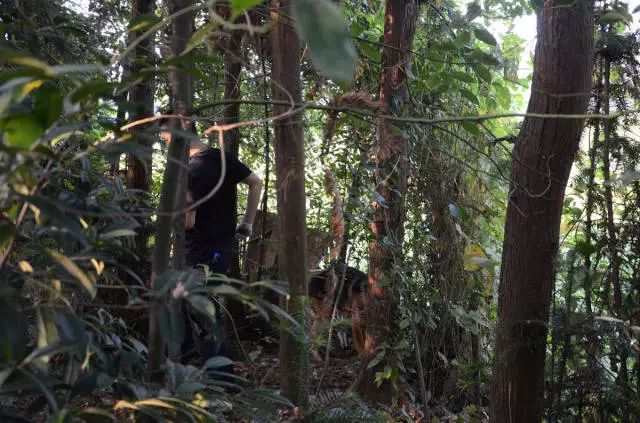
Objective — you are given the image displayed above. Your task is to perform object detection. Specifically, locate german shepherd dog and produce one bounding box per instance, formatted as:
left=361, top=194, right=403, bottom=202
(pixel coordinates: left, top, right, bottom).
left=308, top=263, right=367, bottom=358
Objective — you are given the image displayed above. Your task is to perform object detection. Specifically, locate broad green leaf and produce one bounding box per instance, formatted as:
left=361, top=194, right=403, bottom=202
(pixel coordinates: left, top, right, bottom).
left=600, top=11, right=630, bottom=25
left=34, top=308, right=60, bottom=369
left=360, top=42, right=382, bottom=63
left=2, top=116, right=44, bottom=149
left=230, top=0, right=263, bottom=17
left=450, top=71, right=475, bottom=84
left=101, top=228, right=137, bottom=240
left=460, top=88, right=479, bottom=105
left=183, top=21, right=220, bottom=55
left=189, top=295, right=217, bottom=324
left=461, top=121, right=481, bottom=136
left=474, top=28, right=497, bottom=46
left=575, top=240, right=596, bottom=257
left=202, top=356, right=233, bottom=370
left=0, top=219, right=14, bottom=251
left=128, top=13, right=162, bottom=32
left=473, top=65, right=492, bottom=83
left=292, top=0, right=358, bottom=81
left=48, top=249, right=97, bottom=298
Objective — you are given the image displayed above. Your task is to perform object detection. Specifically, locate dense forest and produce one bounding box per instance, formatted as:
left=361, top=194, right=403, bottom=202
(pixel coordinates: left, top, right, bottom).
left=1, top=0, right=639, bottom=421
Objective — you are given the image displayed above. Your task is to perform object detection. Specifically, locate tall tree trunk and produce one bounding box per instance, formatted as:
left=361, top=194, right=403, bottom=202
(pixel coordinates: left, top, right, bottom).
left=489, top=2, right=594, bottom=422
left=168, top=0, right=194, bottom=271
left=355, top=0, right=418, bottom=403
left=126, top=0, right=154, bottom=192
left=271, top=0, right=308, bottom=407
left=126, top=0, right=155, bottom=254
left=601, top=56, right=629, bottom=415
left=147, top=0, right=194, bottom=382
left=219, top=4, right=247, bottom=356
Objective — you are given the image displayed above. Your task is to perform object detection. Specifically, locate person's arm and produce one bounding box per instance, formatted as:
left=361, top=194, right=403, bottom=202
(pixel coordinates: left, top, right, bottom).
left=236, top=172, right=262, bottom=237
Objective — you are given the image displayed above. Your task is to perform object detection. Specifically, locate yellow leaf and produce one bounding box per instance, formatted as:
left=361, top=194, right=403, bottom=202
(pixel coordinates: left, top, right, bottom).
left=91, top=258, right=104, bottom=275
left=463, top=243, right=487, bottom=271
left=18, top=260, right=33, bottom=273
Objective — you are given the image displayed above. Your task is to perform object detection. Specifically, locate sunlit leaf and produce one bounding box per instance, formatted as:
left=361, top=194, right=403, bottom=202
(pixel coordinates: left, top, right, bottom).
left=2, top=115, right=44, bottom=149
left=461, top=121, right=481, bottom=136
left=183, top=21, right=219, bottom=55
left=230, top=0, right=263, bottom=16
left=292, top=0, right=358, bottom=81
left=128, top=13, right=162, bottom=32
left=48, top=249, right=97, bottom=298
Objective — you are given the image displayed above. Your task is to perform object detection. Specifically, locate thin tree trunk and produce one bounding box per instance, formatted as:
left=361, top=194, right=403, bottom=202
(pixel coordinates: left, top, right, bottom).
left=355, top=0, right=418, bottom=403
left=126, top=0, right=154, bottom=192
left=601, top=57, right=629, bottom=418
left=147, top=0, right=194, bottom=381
left=489, top=2, right=594, bottom=422
left=219, top=5, right=247, bottom=356
left=271, top=0, right=308, bottom=407
left=257, top=34, right=271, bottom=282
left=126, top=0, right=155, bottom=254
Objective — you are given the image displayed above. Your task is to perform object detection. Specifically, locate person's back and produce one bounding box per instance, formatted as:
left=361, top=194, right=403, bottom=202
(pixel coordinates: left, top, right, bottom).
left=186, top=147, right=251, bottom=270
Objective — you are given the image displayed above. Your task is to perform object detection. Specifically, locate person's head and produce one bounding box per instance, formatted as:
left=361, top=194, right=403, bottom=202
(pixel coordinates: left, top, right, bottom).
left=158, top=112, right=197, bottom=144
left=159, top=116, right=172, bottom=144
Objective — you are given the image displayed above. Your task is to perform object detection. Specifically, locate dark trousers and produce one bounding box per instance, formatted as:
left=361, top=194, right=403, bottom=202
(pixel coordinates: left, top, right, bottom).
left=183, top=239, right=234, bottom=373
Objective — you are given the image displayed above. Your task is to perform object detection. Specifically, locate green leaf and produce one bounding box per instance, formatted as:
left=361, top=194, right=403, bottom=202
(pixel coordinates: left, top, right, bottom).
left=189, top=295, right=217, bottom=325
left=600, top=11, right=630, bottom=25
left=450, top=71, right=475, bottom=84
left=230, top=0, right=263, bottom=16
left=460, top=88, right=479, bottom=105
left=0, top=219, right=14, bottom=252
left=128, top=13, right=162, bottom=32
left=2, top=115, right=44, bottom=149
left=575, top=240, right=596, bottom=257
left=473, top=65, right=492, bottom=83
left=202, top=356, right=233, bottom=370
left=474, top=28, right=497, bottom=46
left=48, top=249, right=97, bottom=298
left=461, top=121, right=481, bottom=136
left=292, top=0, right=358, bottom=81
left=101, top=228, right=137, bottom=240
left=183, top=21, right=220, bottom=55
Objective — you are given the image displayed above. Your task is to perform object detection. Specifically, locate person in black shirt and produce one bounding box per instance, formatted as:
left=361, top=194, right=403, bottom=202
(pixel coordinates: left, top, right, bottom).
left=159, top=119, right=262, bottom=272
left=160, top=118, right=262, bottom=370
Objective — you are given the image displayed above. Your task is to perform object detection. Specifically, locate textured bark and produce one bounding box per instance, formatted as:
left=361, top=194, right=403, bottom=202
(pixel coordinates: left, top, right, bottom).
left=271, top=0, right=308, bottom=407
left=355, top=0, right=418, bottom=403
left=489, top=2, right=594, bottom=422
left=219, top=4, right=247, bottom=355
left=601, top=57, right=629, bottom=412
left=147, top=0, right=194, bottom=382
left=126, top=0, right=155, bottom=255
left=126, top=0, right=155, bottom=192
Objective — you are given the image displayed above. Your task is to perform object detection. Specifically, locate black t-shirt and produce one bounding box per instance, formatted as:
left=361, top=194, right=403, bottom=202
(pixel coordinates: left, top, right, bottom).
left=186, top=148, right=251, bottom=250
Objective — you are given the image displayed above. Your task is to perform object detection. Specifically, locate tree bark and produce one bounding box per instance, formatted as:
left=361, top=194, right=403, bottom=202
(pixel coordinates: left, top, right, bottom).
left=147, top=0, right=194, bottom=382
left=489, top=2, right=594, bottom=422
left=126, top=0, right=155, bottom=254
left=219, top=4, right=247, bottom=356
left=355, top=0, right=418, bottom=403
left=125, top=0, right=154, bottom=192
left=270, top=0, right=308, bottom=407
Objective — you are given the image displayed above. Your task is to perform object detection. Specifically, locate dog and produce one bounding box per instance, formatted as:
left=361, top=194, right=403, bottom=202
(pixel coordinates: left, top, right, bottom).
left=308, top=263, right=368, bottom=358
